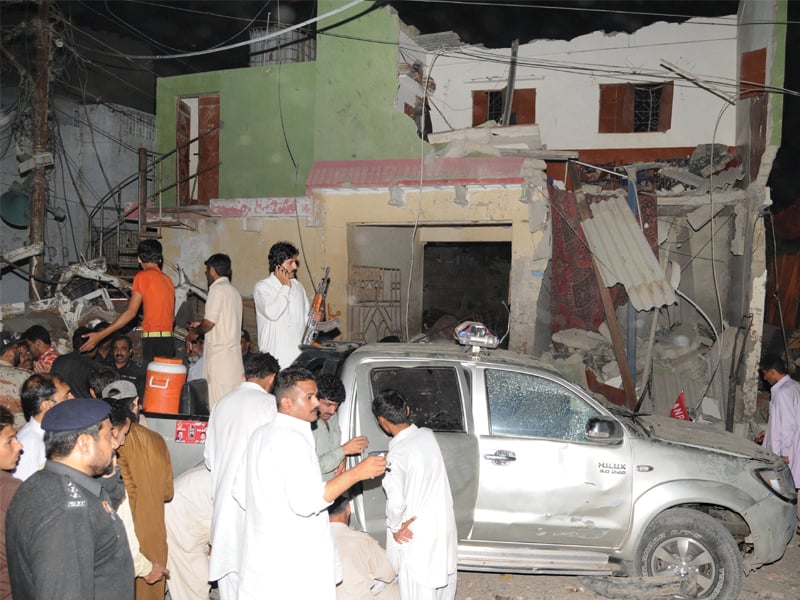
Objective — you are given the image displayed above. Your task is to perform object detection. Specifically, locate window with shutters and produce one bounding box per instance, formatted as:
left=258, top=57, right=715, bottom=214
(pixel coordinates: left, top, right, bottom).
left=472, top=88, right=536, bottom=126
left=176, top=94, right=220, bottom=206
left=598, top=82, right=673, bottom=133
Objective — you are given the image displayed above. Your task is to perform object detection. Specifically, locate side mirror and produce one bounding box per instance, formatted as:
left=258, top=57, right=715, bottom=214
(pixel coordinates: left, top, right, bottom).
left=585, top=416, right=623, bottom=445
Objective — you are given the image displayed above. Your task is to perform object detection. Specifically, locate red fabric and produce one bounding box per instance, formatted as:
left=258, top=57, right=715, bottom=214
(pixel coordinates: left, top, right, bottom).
left=35, top=346, right=59, bottom=373
left=669, top=392, right=691, bottom=421
left=549, top=184, right=658, bottom=335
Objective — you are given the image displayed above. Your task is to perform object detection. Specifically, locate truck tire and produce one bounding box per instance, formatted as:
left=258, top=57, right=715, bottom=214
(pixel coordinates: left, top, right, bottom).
left=634, top=507, right=744, bottom=600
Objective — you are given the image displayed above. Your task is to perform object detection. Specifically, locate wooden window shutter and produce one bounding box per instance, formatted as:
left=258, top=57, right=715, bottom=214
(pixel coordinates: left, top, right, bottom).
left=621, top=85, right=634, bottom=132
left=657, top=81, right=674, bottom=131
left=740, top=48, right=767, bottom=99
left=196, top=94, right=220, bottom=206
left=176, top=99, right=191, bottom=205
left=599, top=84, right=633, bottom=133
left=472, top=90, right=490, bottom=126
left=509, top=88, right=536, bottom=124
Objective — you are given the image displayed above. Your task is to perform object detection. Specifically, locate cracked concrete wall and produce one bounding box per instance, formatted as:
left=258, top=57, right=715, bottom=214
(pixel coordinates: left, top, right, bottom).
left=735, top=0, right=786, bottom=416
left=314, top=185, right=550, bottom=353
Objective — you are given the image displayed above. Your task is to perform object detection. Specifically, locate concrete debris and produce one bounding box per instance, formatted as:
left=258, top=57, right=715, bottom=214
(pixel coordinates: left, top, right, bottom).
left=659, top=164, right=744, bottom=195
left=552, top=329, right=608, bottom=351
left=578, top=574, right=695, bottom=599
left=688, top=143, right=734, bottom=177
left=427, top=123, right=575, bottom=162
left=549, top=318, right=738, bottom=424
left=687, top=202, right=727, bottom=230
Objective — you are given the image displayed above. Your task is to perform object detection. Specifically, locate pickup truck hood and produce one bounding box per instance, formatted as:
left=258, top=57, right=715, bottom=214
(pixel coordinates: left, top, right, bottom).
left=637, top=415, right=775, bottom=461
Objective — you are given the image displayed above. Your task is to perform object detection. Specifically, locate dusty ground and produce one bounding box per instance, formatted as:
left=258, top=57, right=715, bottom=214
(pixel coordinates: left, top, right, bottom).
left=454, top=530, right=800, bottom=599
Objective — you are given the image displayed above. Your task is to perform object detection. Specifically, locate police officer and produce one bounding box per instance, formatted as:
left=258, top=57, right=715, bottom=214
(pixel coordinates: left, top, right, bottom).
left=6, top=398, right=134, bottom=600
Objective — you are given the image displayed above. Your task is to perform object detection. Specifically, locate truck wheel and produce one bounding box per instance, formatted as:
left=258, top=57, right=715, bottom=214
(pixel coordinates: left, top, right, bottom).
left=635, top=508, right=744, bottom=600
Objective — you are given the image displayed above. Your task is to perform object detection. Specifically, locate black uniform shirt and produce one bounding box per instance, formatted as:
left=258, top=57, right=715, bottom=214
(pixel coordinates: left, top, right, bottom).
left=6, top=460, right=134, bottom=600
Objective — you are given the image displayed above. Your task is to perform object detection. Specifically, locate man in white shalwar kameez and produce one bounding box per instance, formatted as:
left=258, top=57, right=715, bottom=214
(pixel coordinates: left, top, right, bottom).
left=372, top=390, right=458, bottom=600
left=204, top=352, right=280, bottom=599
left=234, top=367, right=387, bottom=600
left=253, top=242, right=320, bottom=369
left=190, top=254, right=244, bottom=409
left=164, top=464, right=213, bottom=600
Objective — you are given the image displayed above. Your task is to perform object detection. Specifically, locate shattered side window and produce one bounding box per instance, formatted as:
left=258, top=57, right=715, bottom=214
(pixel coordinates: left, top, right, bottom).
left=370, top=367, right=465, bottom=432
left=486, top=369, right=599, bottom=441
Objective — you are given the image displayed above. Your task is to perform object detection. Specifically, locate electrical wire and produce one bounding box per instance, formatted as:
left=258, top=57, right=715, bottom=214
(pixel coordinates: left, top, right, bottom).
left=124, top=0, right=365, bottom=60
left=404, top=50, right=444, bottom=341
left=390, top=0, right=798, bottom=27
left=207, top=1, right=273, bottom=50
left=125, top=0, right=275, bottom=23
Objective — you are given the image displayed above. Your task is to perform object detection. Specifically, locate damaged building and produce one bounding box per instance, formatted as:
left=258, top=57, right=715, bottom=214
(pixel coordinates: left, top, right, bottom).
left=1, top=0, right=795, bottom=435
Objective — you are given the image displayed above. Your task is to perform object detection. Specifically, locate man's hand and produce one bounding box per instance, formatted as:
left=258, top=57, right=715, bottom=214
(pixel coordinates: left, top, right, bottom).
left=342, top=436, right=369, bottom=456
left=352, top=454, right=386, bottom=481
left=333, top=459, right=346, bottom=477
left=754, top=430, right=765, bottom=444
left=80, top=331, right=103, bottom=353
left=275, top=265, right=292, bottom=287
left=392, top=516, right=416, bottom=544
left=142, top=562, right=169, bottom=584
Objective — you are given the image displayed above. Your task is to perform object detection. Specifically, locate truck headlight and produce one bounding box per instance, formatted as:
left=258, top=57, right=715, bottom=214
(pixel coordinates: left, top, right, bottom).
left=754, top=466, right=798, bottom=503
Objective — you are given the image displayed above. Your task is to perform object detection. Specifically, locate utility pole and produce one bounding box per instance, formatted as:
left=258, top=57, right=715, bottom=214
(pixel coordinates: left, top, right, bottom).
left=29, top=0, right=53, bottom=300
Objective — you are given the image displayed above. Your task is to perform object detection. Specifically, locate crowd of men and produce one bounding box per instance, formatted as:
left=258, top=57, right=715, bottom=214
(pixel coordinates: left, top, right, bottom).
left=0, top=238, right=461, bottom=599
left=4, top=236, right=795, bottom=599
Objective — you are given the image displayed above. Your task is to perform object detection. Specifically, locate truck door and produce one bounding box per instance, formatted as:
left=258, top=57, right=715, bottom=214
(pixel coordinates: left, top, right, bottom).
left=470, top=367, right=633, bottom=549
left=349, top=361, right=478, bottom=545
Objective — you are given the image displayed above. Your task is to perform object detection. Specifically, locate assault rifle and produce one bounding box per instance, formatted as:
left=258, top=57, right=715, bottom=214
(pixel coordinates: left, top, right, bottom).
left=301, top=267, right=340, bottom=345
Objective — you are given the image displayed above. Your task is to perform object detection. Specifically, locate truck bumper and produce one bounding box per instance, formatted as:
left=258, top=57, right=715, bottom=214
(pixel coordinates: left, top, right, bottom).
left=743, top=495, right=797, bottom=571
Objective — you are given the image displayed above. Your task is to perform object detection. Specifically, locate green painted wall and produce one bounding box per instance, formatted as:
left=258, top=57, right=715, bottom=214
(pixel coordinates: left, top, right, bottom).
left=312, top=0, right=426, bottom=160
left=156, top=63, right=316, bottom=202
left=155, top=1, right=427, bottom=205
left=770, top=0, right=787, bottom=146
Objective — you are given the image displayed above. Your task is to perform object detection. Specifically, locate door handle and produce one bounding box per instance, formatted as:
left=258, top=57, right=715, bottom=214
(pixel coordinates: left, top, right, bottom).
left=483, top=450, right=516, bottom=464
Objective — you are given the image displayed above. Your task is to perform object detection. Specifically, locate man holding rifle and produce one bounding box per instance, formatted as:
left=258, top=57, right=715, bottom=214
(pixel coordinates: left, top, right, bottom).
left=254, top=242, right=322, bottom=369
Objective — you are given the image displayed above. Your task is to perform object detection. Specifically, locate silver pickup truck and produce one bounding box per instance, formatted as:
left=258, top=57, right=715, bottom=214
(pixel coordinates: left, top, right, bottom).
left=149, top=341, right=797, bottom=600
left=329, top=342, right=796, bottom=600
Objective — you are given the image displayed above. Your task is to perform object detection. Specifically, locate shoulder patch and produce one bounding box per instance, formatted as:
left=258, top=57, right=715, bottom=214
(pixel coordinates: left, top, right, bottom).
left=64, top=479, right=87, bottom=509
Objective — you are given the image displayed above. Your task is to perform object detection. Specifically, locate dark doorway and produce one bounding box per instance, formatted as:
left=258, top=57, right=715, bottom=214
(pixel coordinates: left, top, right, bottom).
left=422, top=242, right=511, bottom=345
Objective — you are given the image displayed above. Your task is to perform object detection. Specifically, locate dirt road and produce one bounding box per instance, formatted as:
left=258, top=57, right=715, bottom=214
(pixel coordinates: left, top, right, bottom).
left=455, top=530, right=800, bottom=599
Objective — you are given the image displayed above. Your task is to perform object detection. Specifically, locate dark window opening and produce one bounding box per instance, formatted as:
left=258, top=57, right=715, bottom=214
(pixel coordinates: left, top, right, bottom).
left=633, top=84, right=663, bottom=132
left=488, top=91, right=505, bottom=122
left=472, top=88, right=536, bottom=126
left=423, top=242, right=511, bottom=347
left=599, top=82, right=673, bottom=133
left=370, top=366, right=465, bottom=432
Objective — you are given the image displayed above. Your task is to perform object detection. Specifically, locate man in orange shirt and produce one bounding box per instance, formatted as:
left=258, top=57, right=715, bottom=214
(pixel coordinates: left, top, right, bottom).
left=81, top=240, right=175, bottom=365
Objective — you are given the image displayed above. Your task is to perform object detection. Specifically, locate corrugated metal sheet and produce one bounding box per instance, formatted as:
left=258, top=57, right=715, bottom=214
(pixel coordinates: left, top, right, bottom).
left=581, top=194, right=677, bottom=311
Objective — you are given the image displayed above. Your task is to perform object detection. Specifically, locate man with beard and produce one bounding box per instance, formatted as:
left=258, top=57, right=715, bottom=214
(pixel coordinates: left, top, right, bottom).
left=6, top=398, right=134, bottom=600
left=313, top=374, right=369, bottom=481
left=111, top=335, right=146, bottom=398
left=253, top=242, right=321, bottom=370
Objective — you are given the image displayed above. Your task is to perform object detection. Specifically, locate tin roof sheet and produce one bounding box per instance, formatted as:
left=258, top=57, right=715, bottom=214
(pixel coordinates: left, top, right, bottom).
left=581, top=194, right=678, bottom=311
